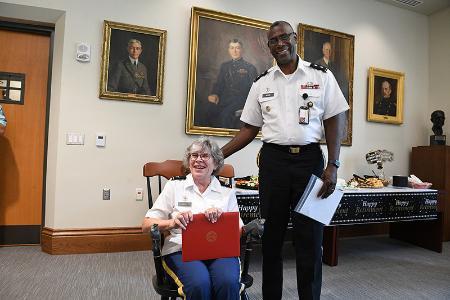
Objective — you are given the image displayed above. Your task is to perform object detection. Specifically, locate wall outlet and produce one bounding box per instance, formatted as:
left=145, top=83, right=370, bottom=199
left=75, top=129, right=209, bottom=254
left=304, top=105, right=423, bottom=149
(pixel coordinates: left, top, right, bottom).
left=136, top=188, right=143, bottom=201
left=103, top=188, right=110, bottom=200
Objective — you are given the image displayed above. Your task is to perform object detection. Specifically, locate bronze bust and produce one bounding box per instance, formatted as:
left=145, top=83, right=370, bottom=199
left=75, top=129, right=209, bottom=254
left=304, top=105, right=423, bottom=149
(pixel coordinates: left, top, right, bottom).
left=430, top=110, right=446, bottom=145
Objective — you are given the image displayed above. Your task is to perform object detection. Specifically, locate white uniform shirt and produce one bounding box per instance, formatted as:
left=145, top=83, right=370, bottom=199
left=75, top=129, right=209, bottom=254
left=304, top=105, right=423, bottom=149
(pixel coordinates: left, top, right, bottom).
left=145, top=174, right=243, bottom=256
left=240, top=56, right=349, bottom=145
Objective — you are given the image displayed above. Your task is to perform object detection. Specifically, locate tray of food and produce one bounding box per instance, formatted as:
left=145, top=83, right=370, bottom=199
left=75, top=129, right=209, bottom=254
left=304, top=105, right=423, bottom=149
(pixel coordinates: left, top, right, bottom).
left=235, top=175, right=259, bottom=190
left=347, top=174, right=386, bottom=189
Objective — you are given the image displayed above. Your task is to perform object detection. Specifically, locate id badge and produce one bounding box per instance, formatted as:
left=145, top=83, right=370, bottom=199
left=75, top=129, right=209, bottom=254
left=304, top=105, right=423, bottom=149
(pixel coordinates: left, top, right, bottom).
left=299, top=106, right=309, bottom=124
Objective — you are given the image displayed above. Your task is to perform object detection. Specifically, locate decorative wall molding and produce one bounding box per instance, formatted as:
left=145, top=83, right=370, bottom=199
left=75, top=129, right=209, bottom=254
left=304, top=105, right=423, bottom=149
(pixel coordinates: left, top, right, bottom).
left=41, top=227, right=151, bottom=254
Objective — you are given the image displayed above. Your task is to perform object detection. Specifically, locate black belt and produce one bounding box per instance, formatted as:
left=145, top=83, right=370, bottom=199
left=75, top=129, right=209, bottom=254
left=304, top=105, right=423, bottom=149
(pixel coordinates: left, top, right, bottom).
left=263, top=142, right=319, bottom=154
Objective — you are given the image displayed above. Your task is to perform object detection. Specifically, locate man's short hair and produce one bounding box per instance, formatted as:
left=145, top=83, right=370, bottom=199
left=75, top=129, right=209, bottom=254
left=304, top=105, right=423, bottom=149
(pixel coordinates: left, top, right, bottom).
left=128, top=39, right=142, bottom=48
left=228, top=38, right=243, bottom=47
left=269, top=21, right=294, bottom=32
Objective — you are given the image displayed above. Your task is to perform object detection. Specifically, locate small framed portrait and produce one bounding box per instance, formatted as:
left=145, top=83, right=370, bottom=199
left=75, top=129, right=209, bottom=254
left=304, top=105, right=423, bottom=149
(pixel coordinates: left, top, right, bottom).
left=186, top=7, right=274, bottom=137
left=99, top=20, right=166, bottom=104
left=367, top=67, right=405, bottom=124
left=298, top=24, right=354, bottom=146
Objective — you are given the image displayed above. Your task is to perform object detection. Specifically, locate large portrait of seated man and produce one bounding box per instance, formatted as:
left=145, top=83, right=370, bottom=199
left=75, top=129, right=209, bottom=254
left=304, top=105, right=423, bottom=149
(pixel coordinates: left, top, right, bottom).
left=186, top=7, right=274, bottom=137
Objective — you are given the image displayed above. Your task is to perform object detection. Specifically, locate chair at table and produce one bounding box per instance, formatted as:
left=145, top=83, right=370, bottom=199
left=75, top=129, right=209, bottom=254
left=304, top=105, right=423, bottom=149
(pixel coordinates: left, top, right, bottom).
left=143, top=160, right=258, bottom=300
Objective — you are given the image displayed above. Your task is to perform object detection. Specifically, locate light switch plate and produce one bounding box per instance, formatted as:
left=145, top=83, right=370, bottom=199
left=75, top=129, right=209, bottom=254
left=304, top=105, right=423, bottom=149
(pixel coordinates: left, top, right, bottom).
left=66, top=133, right=84, bottom=145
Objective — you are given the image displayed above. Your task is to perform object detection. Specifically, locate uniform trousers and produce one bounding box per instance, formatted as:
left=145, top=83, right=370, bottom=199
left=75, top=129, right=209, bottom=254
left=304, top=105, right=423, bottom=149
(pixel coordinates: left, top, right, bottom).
left=259, top=142, right=324, bottom=300
left=163, top=251, right=240, bottom=300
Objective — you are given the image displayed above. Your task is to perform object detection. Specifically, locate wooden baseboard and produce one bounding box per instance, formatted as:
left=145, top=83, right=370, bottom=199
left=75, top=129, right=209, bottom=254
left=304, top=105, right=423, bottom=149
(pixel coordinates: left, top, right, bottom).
left=41, top=227, right=151, bottom=255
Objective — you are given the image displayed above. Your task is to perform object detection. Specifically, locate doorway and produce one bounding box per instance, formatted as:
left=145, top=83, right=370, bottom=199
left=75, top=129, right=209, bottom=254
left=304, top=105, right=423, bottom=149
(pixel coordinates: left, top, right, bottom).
left=0, top=22, right=53, bottom=245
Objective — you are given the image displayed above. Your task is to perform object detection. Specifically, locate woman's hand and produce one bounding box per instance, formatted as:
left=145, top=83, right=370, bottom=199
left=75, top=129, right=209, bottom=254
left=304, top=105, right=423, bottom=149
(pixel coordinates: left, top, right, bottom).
left=172, top=211, right=193, bottom=230
left=204, top=207, right=223, bottom=223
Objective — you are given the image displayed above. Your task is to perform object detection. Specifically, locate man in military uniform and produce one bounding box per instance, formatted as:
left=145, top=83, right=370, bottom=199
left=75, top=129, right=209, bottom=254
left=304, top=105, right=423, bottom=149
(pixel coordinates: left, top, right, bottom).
left=373, top=80, right=396, bottom=116
left=221, top=21, right=349, bottom=299
left=108, top=39, right=152, bottom=95
left=207, top=39, right=257, bottom=129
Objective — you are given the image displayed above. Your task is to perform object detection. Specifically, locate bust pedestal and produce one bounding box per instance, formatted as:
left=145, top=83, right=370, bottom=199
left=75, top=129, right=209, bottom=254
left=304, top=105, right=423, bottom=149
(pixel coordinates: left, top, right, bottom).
left=430, top=135, right=446, bottom=145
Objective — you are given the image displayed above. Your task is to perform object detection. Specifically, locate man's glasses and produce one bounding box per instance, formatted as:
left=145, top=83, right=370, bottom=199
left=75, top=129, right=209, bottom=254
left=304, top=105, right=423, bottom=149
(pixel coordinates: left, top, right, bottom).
left=190, top=153, right=211, bottom=161
left=267, top=32, right=294, bottom=47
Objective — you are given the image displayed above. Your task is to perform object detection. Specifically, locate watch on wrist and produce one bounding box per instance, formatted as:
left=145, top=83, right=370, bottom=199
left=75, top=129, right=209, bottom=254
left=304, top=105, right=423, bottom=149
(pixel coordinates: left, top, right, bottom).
left=328, top=159, right=340, bottom=168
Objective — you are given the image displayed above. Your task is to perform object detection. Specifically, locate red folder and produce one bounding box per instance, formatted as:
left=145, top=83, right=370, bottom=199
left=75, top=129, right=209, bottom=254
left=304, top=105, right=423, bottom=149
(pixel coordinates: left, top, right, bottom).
left=182, top=212, right=240, bottom=262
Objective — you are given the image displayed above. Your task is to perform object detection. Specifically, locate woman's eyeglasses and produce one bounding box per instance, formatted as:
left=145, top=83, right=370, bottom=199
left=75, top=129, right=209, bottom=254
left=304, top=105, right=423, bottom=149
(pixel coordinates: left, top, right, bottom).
left=190, top=153, right=211, bottom=161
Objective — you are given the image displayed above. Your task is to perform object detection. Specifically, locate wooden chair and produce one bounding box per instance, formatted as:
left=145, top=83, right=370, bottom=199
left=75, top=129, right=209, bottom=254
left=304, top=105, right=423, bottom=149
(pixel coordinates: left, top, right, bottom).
left=143, top=160, right=255, bottom=300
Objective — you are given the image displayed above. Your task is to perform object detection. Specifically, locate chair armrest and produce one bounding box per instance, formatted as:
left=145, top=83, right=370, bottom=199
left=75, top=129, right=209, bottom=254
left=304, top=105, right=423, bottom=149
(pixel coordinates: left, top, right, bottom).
left=243, top=218, right=265, bottom=239
left=150, top=224, right=165, bottom=286
left=241, top=219, right=265, bottom=278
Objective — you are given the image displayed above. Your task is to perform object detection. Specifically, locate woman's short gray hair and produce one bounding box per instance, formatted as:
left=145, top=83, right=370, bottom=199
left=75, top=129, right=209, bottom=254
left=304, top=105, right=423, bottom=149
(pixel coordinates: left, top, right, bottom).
left=182, top=137, right=224, bottom=175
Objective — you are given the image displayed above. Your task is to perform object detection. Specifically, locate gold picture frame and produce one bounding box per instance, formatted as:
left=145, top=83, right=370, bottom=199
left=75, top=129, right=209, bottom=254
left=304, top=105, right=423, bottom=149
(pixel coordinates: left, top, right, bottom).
left=186, top=7, right=273, bottom=137
left=298, top=23, right=354, bottom=146
left=99, top=20, right=166, bottom=104
left=367, top=67, right=404, bottom=124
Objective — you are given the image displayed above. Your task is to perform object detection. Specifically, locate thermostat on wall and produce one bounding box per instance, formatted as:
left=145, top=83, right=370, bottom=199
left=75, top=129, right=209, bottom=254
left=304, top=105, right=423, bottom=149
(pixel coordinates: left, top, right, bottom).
left=96, top=133, right=106, bottom=147
left=76, top=42, right=91, bottom=62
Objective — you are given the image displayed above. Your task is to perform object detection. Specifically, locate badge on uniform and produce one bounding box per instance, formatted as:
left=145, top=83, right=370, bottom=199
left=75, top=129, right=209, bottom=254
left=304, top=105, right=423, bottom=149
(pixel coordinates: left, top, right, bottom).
left=299, top=106, right=309, bottom=124
left=135, top=72, right=145, bottom=79
left=262, top=92, right=274, bottom=98
left=178, top=201, right=192, bottom=207
left=300, top=82, right=320, bottom=89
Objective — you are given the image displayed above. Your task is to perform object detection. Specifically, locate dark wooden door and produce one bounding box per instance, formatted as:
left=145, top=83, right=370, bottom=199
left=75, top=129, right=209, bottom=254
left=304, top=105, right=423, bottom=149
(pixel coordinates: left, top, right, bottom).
left=0, top=26, right=51, bottom=245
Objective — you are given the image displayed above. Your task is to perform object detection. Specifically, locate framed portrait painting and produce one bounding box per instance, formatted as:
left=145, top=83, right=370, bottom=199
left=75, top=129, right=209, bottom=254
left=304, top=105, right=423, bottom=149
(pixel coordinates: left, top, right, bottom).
left=186, top=7, right=274, bottom=137
left=367, top=67, right=404, bottom=124
left=99, top=20, right=166, bottom=104
left=298, top=24, right=354, bottom=145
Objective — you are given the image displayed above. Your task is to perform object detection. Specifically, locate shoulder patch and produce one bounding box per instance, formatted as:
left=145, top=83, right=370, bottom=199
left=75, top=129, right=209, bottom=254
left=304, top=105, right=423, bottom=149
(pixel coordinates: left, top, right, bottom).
left=170, top=176, right=186, bottom=181
left=309, top=63, right=328, bottom=73
left=254, top=69, right=269, bottom=82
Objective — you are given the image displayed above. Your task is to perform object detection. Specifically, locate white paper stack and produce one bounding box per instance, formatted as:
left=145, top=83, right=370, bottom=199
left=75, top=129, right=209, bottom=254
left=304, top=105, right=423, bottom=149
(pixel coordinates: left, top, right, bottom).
left=294, top=174, right=344, bottom=225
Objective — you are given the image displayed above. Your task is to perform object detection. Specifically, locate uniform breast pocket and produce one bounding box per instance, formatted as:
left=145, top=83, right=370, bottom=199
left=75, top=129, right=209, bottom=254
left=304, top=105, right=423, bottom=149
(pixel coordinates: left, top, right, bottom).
left=300, top=90, right=322, bottom=119
left=258, top=91, right=278, bottom=116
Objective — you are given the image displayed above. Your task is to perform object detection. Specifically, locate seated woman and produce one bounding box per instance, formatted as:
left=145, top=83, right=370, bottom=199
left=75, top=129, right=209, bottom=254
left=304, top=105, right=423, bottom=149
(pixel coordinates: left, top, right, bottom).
left=142, top=137, right=243, bottom=300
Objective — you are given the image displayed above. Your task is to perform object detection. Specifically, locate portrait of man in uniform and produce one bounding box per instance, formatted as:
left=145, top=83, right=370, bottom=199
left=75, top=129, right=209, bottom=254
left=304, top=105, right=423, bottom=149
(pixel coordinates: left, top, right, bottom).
left=99, top=21, right=166, bottom=104
left=108, top=38, right=153, bottom=95
left=298, top=24, right=354, bottom=145
left=373, top=77, right=398, bottom=117
left=206, top=38, right=258, bottom=129
left=367, top=67, right=404, bottom=124
left=186, top=7, right=274, bottom=136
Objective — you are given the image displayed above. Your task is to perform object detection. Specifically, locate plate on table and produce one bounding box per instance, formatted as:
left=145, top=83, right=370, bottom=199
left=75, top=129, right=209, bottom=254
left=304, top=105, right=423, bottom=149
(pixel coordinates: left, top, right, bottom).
left=359, top=185, right=384, bottom=189
left=235, top=183, right=259, bottom=190
left=235, top=176, right=259, bottom=190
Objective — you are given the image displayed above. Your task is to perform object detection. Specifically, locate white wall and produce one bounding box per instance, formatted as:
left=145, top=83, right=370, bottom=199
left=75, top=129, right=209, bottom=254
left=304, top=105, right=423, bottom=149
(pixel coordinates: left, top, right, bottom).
left=429, top=7, right=450, bottom=136
left=1, top=0, right=431, bottom=229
